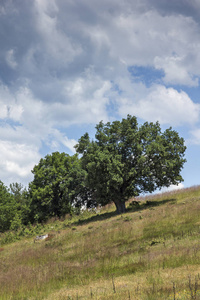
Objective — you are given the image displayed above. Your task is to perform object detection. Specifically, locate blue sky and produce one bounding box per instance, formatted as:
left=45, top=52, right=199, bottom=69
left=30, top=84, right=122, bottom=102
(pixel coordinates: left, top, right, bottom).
left=0, top=0, right=200, bottom=190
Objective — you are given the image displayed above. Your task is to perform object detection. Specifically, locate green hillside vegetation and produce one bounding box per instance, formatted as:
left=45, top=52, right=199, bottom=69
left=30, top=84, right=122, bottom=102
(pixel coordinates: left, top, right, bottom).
left=1, top=186, right=200, bottom=299
left=0, top=115, right=186, bottom=233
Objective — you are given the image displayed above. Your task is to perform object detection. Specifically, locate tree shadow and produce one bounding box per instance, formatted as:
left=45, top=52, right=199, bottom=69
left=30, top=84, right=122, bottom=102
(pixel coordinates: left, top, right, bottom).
left=72, top=198, right=176, bottom=227
left=73, top=210, right=118, bottom=226
left=126, top=198, right=177, bottom=213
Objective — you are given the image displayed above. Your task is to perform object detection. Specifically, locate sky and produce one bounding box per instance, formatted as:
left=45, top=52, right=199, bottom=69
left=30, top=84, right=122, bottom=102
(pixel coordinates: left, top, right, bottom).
left=0, top=0, right=200, bottom=190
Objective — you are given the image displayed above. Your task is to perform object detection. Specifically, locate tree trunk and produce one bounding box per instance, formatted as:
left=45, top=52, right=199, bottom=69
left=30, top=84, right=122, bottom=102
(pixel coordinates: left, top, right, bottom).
left=113, top=199, right=126, bottom=214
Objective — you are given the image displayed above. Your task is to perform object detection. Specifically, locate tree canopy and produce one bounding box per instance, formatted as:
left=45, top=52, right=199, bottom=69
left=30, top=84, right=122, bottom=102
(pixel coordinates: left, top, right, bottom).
left=75, top=115, right=186, bottom=213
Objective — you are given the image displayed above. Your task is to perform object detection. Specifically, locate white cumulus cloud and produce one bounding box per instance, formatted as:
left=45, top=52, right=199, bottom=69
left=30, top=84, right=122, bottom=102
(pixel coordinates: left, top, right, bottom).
left=117, top=84, right=200, bottom=126
left=0, top=141, right=40, bottom=186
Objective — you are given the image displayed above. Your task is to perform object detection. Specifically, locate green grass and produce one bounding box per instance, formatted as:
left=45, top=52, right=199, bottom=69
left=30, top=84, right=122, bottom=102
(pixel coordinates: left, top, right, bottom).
left=1, top=186, right=200, bottom=299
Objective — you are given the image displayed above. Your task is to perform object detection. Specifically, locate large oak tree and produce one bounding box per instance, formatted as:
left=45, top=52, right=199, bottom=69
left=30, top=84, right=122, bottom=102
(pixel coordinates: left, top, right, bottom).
left=75, top=115, right=186, bottom=213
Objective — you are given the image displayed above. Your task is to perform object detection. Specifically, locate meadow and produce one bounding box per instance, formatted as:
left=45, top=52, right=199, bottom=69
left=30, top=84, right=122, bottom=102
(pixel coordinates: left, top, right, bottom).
left=1, top=186, right=200, bottom=299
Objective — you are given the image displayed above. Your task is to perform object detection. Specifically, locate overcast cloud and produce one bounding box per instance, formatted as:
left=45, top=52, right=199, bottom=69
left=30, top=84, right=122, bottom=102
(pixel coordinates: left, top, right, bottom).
left=0, top=0, right=200, bottom=188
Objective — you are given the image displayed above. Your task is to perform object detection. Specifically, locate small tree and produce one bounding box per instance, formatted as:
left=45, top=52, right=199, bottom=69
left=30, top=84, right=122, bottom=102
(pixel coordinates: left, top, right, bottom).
left=9, top=182, right=30, bottom=226
left=29, top=152, right=86, bottom=222
left=0, top=181, right=18, bottom=232
left=75, top=115, right=186, bottom=213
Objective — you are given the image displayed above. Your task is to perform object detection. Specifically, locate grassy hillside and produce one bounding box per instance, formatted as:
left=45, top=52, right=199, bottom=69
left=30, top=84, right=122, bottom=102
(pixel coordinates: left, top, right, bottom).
left=1, top=186, right=200, bottom=299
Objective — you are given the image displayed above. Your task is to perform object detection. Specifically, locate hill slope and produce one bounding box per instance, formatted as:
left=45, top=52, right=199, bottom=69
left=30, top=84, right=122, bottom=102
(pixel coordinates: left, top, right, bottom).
left=1, top=186, right=200, bottom=299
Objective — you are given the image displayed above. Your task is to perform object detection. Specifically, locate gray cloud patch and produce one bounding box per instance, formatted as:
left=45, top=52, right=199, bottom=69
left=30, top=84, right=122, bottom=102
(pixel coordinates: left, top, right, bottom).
left=146, top=0, right=200, bottom=21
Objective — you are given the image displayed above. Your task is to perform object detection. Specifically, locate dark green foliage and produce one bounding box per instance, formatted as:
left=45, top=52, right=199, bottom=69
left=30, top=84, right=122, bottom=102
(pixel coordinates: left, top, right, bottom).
left=0, top=181, right=30, bottom=232
left=0, top=181, right=18, bottom=232
left=75, top=115, right=186, bottom=213
left=29, top=152, right=86, bottom=222
left=9, top=182, right=30, bottom=228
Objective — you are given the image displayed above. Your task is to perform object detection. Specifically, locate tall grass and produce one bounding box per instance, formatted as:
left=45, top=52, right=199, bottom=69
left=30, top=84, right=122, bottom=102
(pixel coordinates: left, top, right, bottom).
left=1, top=186, right=200, bottom=299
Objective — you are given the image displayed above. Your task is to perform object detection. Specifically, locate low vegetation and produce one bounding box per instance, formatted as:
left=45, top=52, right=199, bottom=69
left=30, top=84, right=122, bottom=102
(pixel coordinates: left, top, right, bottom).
left=1, top=185, right=200, bottom=299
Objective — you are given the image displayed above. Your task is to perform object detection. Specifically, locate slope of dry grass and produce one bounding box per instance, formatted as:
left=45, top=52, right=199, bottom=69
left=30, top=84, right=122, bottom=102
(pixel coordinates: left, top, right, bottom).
left=1, top=186, right=200, bottom=299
